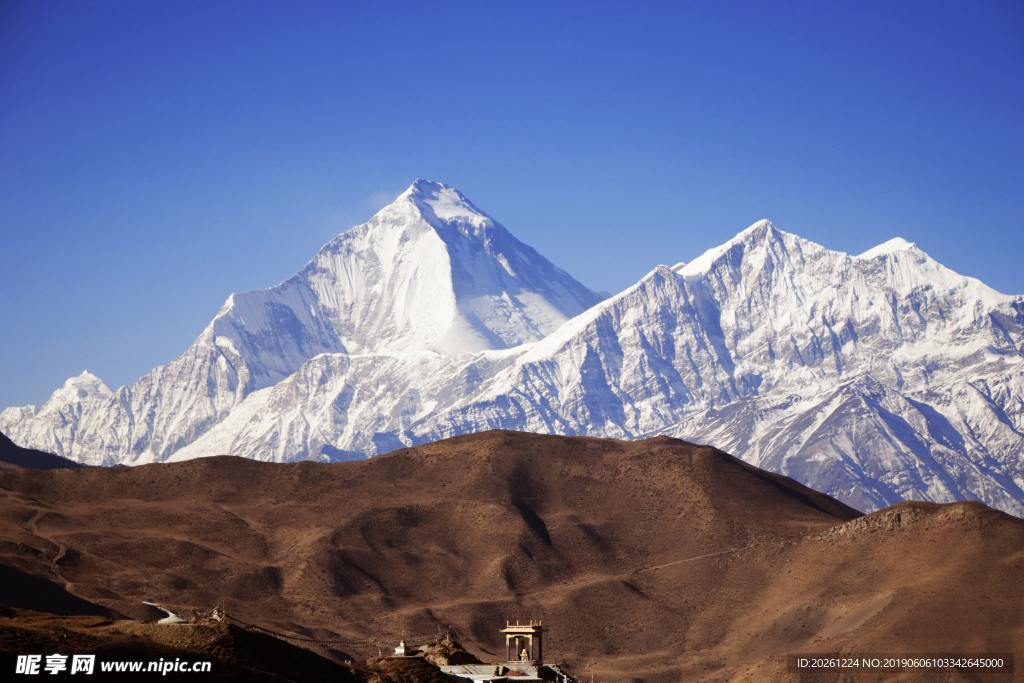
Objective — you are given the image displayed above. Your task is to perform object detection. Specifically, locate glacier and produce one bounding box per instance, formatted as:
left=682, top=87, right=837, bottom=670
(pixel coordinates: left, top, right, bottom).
left=2, top=181, right=1022, bottom=516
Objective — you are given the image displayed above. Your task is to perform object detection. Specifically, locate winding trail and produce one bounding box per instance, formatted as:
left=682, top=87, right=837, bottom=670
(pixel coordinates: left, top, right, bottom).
left=632, top=543, right=759, bottom=574
left=25, top=506, right=71, bottom=586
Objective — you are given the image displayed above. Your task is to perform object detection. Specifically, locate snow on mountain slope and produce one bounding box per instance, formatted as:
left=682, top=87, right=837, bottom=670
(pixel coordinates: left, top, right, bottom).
left=0, top=180, right=602, bottom=464
left=207, top=178, right=603, bottom=373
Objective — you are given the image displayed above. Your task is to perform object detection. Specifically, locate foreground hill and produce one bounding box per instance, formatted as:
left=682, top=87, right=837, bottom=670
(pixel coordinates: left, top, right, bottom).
left=0, top=612, right=358, bottom=682
left=0, top=431, right=1020, bottom=680
left=0, top=432, right=81, bottom=470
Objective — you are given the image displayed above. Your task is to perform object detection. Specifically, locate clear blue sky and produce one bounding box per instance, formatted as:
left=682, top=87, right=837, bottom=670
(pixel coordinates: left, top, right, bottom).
left=2, top=0, right=1022, bottom=407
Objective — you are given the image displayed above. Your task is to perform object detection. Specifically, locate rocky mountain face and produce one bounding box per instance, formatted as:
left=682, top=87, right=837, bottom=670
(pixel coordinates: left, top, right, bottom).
left=2, top=182, right=1022, bottom=514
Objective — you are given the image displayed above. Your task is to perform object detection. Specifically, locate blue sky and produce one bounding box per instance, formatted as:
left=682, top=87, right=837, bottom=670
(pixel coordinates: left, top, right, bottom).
left=2, top=0, right=1022, bottom=407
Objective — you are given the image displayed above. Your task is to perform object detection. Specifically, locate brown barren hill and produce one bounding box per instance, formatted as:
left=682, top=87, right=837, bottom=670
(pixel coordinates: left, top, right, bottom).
left=0, top=431, right=82, bottom=470
left=0, top=430, right=1020, bottom=681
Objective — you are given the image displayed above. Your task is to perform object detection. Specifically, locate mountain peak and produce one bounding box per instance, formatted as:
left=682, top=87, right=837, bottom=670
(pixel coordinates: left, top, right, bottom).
left=678, top=218, right=789, bottom=277
left=738, top=218, right=777, bottom=237
left=403, top=177, right=450, bottom=194
left=399, top=178, right=490, bottom=231
left=203, top=177, right=604, bottom=373
left=49, top=370, right=112, bottom=405
left=66, top=370, right=106, bottom=388
left=857, top=236, right=918, bottom=259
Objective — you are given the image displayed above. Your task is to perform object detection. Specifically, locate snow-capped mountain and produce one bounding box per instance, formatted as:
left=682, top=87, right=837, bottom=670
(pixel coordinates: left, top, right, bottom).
left=3, top=184, right=1022, bottom=516
left=0, top=180, right=602, bottom=464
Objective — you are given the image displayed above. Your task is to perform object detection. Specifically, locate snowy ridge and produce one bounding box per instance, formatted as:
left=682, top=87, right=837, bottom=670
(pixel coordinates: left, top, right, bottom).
left=2, top=186, right=1023, bottom=515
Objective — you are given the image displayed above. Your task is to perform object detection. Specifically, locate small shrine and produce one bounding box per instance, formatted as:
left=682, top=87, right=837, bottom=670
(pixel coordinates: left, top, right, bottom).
left=438, top=619, right=573, bottom=681
left=500, top=619, right=543, bottom=665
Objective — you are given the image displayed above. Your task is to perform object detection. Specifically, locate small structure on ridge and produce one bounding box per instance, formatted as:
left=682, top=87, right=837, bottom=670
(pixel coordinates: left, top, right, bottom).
left=501, top=619, right=543, bottom=665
